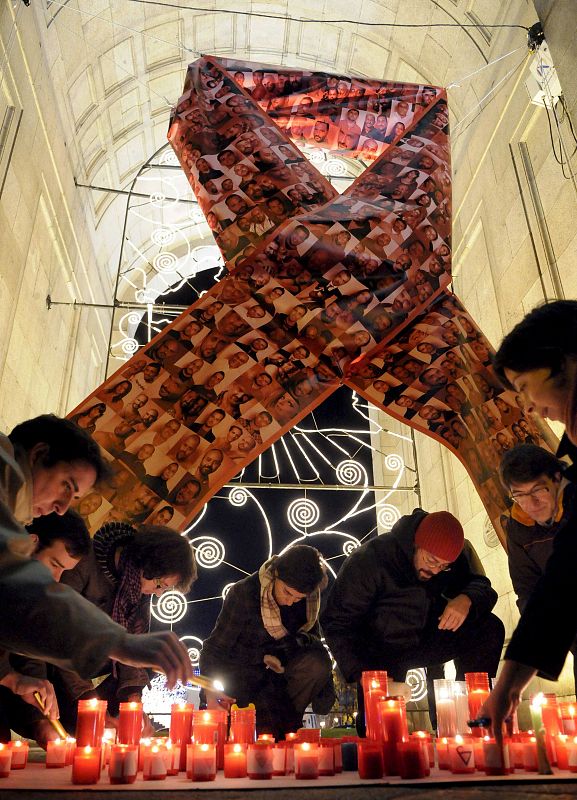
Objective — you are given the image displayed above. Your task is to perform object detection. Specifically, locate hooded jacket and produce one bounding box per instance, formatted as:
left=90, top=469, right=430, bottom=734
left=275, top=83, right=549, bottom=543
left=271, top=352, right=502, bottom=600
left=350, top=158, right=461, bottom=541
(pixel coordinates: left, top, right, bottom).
left=321, top=508, right=497, bottom=682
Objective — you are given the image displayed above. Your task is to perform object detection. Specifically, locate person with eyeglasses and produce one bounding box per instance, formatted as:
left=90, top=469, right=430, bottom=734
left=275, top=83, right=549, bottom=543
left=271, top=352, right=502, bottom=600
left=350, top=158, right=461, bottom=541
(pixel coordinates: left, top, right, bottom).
left=499, top=444, right=577, bottom=696
left=321, top=509, right=504, bottom=733
left=51, top=521, right=197, bottom=736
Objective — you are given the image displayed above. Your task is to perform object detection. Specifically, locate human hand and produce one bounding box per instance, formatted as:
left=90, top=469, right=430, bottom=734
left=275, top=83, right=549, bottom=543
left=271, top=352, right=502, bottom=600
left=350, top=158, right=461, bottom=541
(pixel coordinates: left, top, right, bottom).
left=142, top=712, right=155, bottom=737
left=109, top=632, right=193, bottom=689
left=438, top=594, right=472, bottom=631
left=0, top=673, right=59, bottom=719
left=263, top=654, right=285, bottom=674
left=204, top=689, right=236, bottom=711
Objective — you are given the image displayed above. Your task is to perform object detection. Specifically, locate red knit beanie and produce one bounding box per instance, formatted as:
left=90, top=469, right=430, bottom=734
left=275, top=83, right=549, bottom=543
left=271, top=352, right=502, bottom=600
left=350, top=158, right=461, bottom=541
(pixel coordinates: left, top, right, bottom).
left=414, top=511, right=464, bottom=563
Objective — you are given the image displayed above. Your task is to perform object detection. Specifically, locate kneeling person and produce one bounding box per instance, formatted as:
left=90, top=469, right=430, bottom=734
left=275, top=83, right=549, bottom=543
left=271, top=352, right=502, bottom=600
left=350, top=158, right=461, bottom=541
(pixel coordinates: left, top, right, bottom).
left=321, top=509, right=505, bottom=732
left=200, top=545, right=335, bottom=740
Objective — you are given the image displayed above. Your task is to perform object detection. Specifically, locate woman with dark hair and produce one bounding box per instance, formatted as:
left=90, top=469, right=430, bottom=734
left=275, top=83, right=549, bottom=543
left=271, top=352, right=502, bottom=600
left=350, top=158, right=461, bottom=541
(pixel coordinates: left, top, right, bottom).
left=71, top=403, right=107, bottom=434
left=200, top=545, right=335, bottom=739
left=103, top=381, right=132, bottom=411
left=58, top=523, right=196, bottom=733
left=482, top=300, right=577, bottom=745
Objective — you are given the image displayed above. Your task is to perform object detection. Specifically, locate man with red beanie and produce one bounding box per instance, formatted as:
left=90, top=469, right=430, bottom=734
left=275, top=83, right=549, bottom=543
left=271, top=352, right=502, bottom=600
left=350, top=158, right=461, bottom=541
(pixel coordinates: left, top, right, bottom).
left=321, top=508, right=504, bottom=731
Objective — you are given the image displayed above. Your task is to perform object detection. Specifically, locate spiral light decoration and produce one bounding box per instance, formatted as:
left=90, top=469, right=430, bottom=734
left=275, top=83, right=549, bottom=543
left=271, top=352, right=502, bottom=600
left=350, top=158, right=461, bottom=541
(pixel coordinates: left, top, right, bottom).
left=179, top=635, right=204, bottom=667
left=153, top=252, right=178, bottom=273
left=287, top=498, right=320, bottom=531
left=342, top=539, right=360, bottom=556
left=151, top=227, right=176, bottom=247
left=405, top=668, right=428, bottom=702
left=151, top=590, right=188, bottom=624
left=228, top=487, right=249, bottom=507
left=189, top=536, right=226, bottom=569
left=336, top=459, right=365, bottom=486
left=384, top=453, right=404, bottom=473
left=377, top=503, right=402, bottom=532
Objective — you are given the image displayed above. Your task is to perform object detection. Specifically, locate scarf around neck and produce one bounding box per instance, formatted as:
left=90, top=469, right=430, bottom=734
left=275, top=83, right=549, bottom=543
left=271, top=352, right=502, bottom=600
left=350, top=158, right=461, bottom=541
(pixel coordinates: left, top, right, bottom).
left=258, top=556, right=320, bottom=640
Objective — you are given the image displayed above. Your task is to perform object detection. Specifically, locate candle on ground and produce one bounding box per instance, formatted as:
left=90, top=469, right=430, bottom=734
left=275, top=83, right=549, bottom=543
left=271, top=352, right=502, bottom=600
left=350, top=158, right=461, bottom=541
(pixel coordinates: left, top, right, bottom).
left=483, top=738, right=509, bottom=776
left=143, top=745, right=167, bottom=780
left=46, top=738, right=67, bottom=768
left=9, top=740, right=28, bottom=769
left=189, top=743, right=217, bottom=781
left=0, top=744, right=12, bottom=778
left=294, top=742, right=319, bottom=779
left=117, top=702, right=142, bottom=745
left=318, top=741, right=335, bottom=776
left=170, top=701, right=193, bottom=772
left=224, top=743, right=247, bottom=778
left=72, top=745, right=101, bottom=785
left=108, top=744, right=138, bottom=784
left=357, top=740, right=383, bottom=779
left=272, top=744, right=287, bottom=776
left=361, top=670, right=388, bottom=741
left=398, top=739, right=429, bottom=779
left=247, top=741, right=274, bottom=779
left=566, top=736, right=577, bottom=771
left=448, top=734, right=475, bottom=774
left=76, top=698, right=105, bottom=747
left=561, top=703, right=576, bottom=735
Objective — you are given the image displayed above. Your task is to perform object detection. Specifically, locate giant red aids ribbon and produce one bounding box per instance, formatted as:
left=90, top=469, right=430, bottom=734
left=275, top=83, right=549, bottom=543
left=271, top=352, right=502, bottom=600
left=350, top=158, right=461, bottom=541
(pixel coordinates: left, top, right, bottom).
left=68, top=58, right=554, bottom=545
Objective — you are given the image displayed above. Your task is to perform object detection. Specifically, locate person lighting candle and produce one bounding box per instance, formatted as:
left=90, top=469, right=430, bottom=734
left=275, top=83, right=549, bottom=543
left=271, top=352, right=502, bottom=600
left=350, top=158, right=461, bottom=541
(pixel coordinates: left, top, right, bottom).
left=482, top=301, right=577, bottom=744
left=200, top=545, right=335, bottom=740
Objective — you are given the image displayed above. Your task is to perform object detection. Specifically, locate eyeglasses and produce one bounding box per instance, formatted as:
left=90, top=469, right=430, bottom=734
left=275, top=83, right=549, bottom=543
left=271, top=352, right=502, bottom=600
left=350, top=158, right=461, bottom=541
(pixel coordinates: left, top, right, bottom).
left=510, top=486, right=551, bottom=506
left=420, top=551, right=452, bottom=572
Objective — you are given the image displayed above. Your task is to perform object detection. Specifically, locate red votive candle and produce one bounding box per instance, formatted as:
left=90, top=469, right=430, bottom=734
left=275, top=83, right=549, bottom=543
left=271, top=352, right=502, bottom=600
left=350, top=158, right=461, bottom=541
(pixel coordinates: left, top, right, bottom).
left=398, top=739, right=429, bottom=778
left=361, top=670, right=388, bottom=741
left=170, top=702, right=193, bottom=772
left=188, top=743, right=216, bottom=781
left=192, top=710, right=218, bottom=746
left=76, top=698, right=106, bottom=747
left=465, top=673, right=489, bottom=738
left=143, top=745, right=167, bottom=780
left=212, top=707, right=227, bottom=769
left=378, top=696, right=408, bottom=775
left=117, top=701, right=142, bottom=745
left=224, top=743, right=247, bottom=778
left=0, top=744, right=12, bottom=777
left=483, top=737, right=509, bottom=775
left=561, top=703, right=577, bottom=735
left=9, top=740, right=28, bottom=769
left=272, top=743, right=286, bottom=775
left=555, top=734, right=569, bottom=770
left=437, top=736, right=450, bottom=770
left=566, top=736, right=577, bottom=771
left=247, top=741, right=274, bottom=779
left=162, top=740, right=181, bottom=775
left=46, top=738, right=67, bottom=768
left=229, top=705, right=256, bottom=745
left=72, top=745, right=101, bottom=785
left=294, top=742, right=319, bottom=779
left=108, top=744, right=138, bottom=784
left=318, top=740, right=335, bottom=776
left=448, top=734, right=475, bottom=774
left=357, top=740, right=383, bottom=779
left=411, top=731, right=434, bottom=767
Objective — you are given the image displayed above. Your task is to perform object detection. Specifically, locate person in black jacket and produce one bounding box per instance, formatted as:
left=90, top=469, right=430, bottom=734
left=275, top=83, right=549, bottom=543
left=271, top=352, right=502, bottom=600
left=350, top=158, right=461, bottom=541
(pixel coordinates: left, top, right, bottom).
left=500, top=444, right=577, bottom=695
left=199, top=545, right=335, bottom=740
left=321, top=509, right=504, bottom=732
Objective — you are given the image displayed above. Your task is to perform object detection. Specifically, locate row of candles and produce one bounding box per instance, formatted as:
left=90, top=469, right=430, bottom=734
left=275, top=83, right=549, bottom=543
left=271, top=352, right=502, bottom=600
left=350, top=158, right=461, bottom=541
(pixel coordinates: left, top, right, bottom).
left=3, top=673, right=577, bottom=784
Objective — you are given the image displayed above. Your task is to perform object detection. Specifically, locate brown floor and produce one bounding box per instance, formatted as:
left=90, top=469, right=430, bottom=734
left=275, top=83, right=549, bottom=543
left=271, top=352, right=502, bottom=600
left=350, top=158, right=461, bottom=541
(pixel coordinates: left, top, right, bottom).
left=2, top=783, right=577, bottom=800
